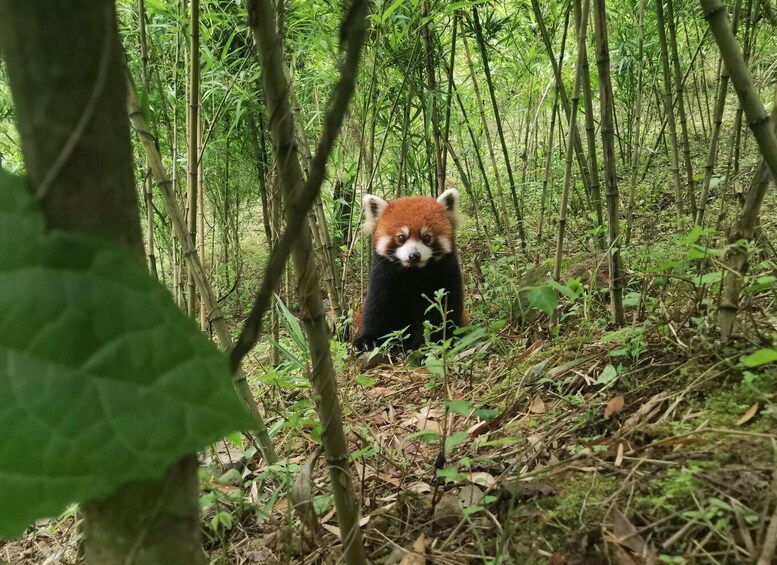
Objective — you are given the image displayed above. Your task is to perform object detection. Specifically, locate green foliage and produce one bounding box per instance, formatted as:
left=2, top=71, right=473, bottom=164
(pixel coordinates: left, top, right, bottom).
left=0, top=171, right=253, bottom=539
left=742, top=348, right=777, bottom=368
left=527, top=284, right=558, bottom=315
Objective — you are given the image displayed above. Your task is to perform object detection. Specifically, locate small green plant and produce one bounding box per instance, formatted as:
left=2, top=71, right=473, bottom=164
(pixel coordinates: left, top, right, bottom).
left=603, top=326, right=648, bottom=362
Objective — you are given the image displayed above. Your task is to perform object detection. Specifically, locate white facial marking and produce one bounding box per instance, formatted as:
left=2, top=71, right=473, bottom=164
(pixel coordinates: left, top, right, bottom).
left=401, top=226, right=409, bottom=236
left=375, top=235, right=392, bottom=256
left=438, top=235, right=452, bottom=254
left=395, top=239, right=433, bottom=267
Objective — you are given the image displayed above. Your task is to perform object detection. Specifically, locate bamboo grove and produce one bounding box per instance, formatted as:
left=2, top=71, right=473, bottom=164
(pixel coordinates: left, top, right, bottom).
left=22, top=0, right=768, bottom=347
left=0, top=0, right=776, bottom=560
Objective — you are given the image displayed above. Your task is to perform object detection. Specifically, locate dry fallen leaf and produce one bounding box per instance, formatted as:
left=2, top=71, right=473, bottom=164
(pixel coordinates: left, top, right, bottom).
left=737, top=402, right=759, bottom=426
left=407, top=481, right=433, bottom=493
left=458, top=484, right=484, bottom=507
left=609, top=508, right=658, bottom=561
left=529, top=395, right=546, bottom=414
left=605, top=395, right=625, bottom=419
left=399, top=533, right=427, bottom=565
left=467, top=471, right=497, bottom=488
left=413, top=408, right=444, bottom=433
left=622, top=392, right=668, bottom=433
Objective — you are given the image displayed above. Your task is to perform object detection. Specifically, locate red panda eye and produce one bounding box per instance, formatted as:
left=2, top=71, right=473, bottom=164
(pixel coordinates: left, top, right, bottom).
left=397, top=235, right=406, bottom=244
left=422, top=234, right=432, bottom=245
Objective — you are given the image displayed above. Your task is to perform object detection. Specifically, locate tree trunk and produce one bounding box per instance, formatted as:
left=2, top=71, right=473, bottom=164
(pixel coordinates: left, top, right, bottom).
left=0, top=2, right=204, bottom=563
left=592, top=0, right=626, bottom=325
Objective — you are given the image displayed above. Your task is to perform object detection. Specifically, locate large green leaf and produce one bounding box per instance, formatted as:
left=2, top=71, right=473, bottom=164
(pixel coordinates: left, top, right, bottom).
left=742, top=348, right=777, bottom=368
left=528, top=285, right=558, bottom=316
left=0, top=173, right=254, bottom=539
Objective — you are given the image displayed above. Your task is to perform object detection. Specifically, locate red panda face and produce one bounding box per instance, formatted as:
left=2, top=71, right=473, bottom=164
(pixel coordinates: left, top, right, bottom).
left=362, top=189, right=460, bottom=268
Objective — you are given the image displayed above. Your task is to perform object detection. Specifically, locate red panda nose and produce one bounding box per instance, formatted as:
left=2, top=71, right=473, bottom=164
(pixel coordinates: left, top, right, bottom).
left=408, top=251, right=422, bottom=263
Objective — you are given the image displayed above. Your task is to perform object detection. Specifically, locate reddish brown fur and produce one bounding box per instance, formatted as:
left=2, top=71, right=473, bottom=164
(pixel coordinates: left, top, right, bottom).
left=372, top=196, right=453, bottom=249
left=354, top=195, right=467, bottom=340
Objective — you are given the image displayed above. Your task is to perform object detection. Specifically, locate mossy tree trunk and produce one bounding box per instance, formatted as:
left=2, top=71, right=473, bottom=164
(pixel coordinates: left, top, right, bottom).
left=0, top=1, right=203, bottom=563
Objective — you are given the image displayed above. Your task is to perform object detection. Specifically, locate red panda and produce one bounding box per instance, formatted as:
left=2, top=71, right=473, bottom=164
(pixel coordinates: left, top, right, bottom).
left=354, top=188, right=466, bottom=351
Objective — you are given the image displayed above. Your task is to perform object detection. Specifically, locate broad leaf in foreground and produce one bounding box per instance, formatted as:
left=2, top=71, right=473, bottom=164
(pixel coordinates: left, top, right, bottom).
left=0, top=172, right=254, bottom=538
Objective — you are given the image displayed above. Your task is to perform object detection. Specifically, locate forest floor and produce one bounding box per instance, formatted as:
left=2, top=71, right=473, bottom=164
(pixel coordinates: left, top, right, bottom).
left=3, top=255, right=774, bottom=565
left=2, top=178, right=777, bottom=564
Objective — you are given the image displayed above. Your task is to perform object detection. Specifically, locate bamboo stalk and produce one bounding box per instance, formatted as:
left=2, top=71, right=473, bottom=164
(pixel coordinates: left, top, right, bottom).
left=554, top=0, right=590, bottom=282
left=126, top=76, right=278, bottom=465
left=530, top=0, right=593, bottom=198
left=471, top=6, right=526, bottom=250
left=655, top=0, right=686, bottom=229
left=719, top=85, right=777, bottom=340
left=625, top=0, right=645, bottom=244
left=579, top=0, right=605, bottom=247
left=593, top=0, right=625, bottom=325
left=186, top=0, right=200, bottom=317
left=666, top=0, right=695, bottom=203
left=701, top=0, right=777, bottom=182
left=448, top=74, right=503, bottom=229
left=421, top=0, right=444, bottom=195
left=440, top=13, right=458, bottom=189
left=538, top=87, right=560, bottom=242
left=460, top=23, right=512, bottom=231
left=246, top=0, right=368, bottom=560
left=695, top=0, right=744, bottom=227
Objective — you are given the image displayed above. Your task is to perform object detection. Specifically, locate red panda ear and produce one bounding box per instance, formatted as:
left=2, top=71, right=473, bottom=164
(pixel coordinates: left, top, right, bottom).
left=361, top=194, right=388, bottom=234
left=437, top=188, right=461, bottom=228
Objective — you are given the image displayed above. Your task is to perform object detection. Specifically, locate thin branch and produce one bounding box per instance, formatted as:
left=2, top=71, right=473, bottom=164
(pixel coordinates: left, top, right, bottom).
left=232, top=0, right=368, bottom=372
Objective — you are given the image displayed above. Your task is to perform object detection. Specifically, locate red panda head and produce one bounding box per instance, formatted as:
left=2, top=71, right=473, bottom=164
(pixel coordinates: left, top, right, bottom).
left=361, top=188, right=460, bottom=268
